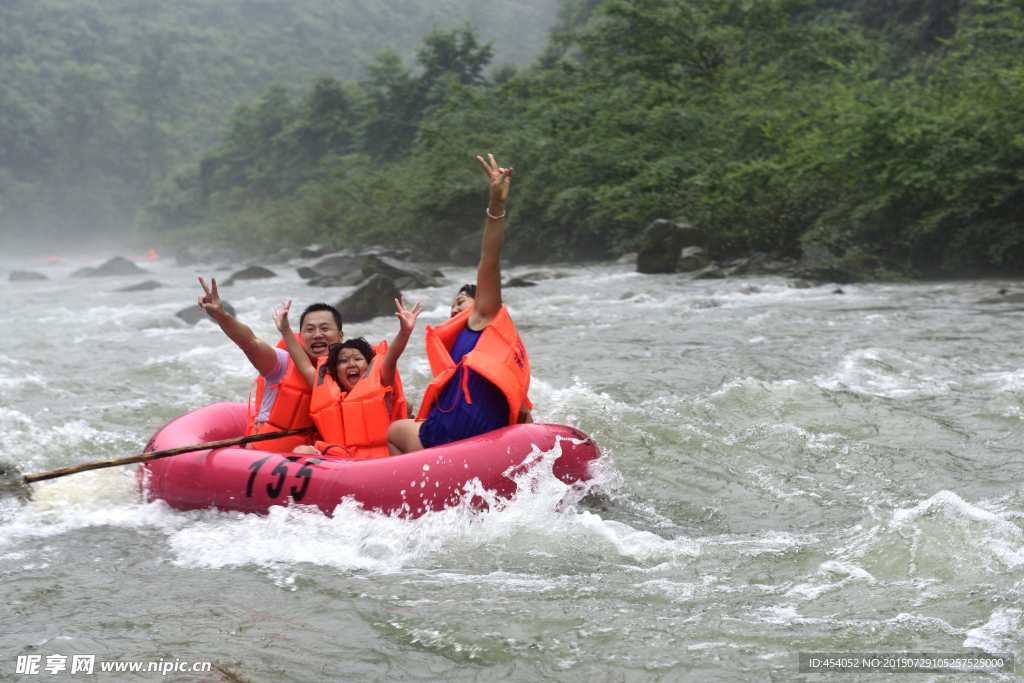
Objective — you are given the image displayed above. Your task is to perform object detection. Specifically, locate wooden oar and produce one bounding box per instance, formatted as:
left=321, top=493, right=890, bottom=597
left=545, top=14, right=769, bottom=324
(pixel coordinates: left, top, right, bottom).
left=23, top=427, right=316, bottom=484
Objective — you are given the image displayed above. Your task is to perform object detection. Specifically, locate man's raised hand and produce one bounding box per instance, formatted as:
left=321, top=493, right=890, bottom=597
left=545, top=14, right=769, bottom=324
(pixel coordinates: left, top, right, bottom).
left=198, top=277, right=226, bottom=320
left=394, top=297, right=422, bottom=335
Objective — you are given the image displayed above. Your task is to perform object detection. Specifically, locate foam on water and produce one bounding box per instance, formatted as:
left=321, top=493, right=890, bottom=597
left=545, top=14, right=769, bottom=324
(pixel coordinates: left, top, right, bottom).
left=0, top=469, right=188, bottom=550
left=818, top=348, right=960, bottom=398
left=963, top=606, right=1024, bottom=652
left=165, top=438, right=685, bottom=577
left=815, top=490, right=1024, bottom=589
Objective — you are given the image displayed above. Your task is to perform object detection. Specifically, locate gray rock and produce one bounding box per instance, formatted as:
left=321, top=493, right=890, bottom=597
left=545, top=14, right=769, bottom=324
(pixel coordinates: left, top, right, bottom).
left=308, top=271, right=367, bottom=288
left=723, top=253, right=766, bottom=275
left=977, top=292, right=1024, bottom=304
left=266, top=247, right=297, bottom=264
left=690, top=265, right=726, bottom=279
left=309, top=252, right=368, bottom=278
left=365, top=245, right=413, bottom=261
left=676, top=246, right=709, bottom=273
left=505, top=277, right=538, bottom=288
left=296, top=266, right=317, bottom=279
left=636, top=219, right=708, bottom=274
left=222, top=265, right=276, bottom=286
left=115, top=280, right=166, bottom=292
left=301, top=244, right=331, bottom=259
left=362, top=255, right=443, bottom=289
left=70, top=256, right=148, bottom=278
left=789, top=279, right=813, bottom=289
left=616, top=252, right=637, bottom=265
left=334, top=274, right=402, bottom=323
left=515, top=270, right=567, bottom=281
left=177, top=301, right=237, bottom=325
left=9, top=270, right=48, bottom=282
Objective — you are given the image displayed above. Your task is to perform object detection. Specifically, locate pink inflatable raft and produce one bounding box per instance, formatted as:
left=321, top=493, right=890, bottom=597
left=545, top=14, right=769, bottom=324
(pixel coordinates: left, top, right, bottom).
left=138, top=402, right=600, bottom=518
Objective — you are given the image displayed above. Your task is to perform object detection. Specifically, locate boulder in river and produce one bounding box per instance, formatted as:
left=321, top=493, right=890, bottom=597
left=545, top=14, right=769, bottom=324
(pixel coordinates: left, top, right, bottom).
left=721, top=253, right=764, bottom=275
left=222, top=265, right=276, bottom=286
left=689, top=264, right=727, bottom=279
left=71, top=256, right=147, bottom=278
left=115, top=280, right=166, bottom=292
left=307, top=271, right=367, bottom=288
left=676, top=246, right=709, bottom=273
left=177, top=301, right=237, bottom=325
left=977, top=292, right=1024, bottom=304
left=636, top=220, right=708, bottom=274
left=362, top=255, right=444, bottom=289
left=301, top=244, right=331, bottom=259
left=505, top=277, right=538, bottom=288
left=334, top=274, right=402, bottom=323
left=9, top=270, right=48, bottom=282
left=296, top=266, right=317, bottom=280
left=514, top=270, right=567, bottom=281
left=309, top=253, right=369, bottom=278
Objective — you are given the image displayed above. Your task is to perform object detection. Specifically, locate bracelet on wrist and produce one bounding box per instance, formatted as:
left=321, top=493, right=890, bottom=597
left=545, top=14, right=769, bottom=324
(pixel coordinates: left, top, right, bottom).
left=486, top=207, right=506, bottom=220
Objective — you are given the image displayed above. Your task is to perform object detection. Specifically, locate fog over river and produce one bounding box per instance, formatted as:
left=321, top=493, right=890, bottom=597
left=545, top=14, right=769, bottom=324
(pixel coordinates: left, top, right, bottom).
left=2, top=256, right=1023, bottom=681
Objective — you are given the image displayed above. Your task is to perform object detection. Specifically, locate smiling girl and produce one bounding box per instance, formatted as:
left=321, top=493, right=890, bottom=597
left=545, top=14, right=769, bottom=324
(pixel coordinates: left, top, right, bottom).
left=273, top=297, right=421, bottom=458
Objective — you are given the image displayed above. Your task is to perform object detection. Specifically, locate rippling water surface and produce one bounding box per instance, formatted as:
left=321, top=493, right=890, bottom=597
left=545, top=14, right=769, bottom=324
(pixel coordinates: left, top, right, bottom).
left=2, top=256, right=1023, bottom=681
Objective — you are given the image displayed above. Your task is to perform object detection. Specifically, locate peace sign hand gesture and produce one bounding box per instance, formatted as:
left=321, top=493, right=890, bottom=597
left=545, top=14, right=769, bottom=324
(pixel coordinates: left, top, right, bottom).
left=198, top=276, right=226, bottom=320
left=477, top=153, right=512, bottom=206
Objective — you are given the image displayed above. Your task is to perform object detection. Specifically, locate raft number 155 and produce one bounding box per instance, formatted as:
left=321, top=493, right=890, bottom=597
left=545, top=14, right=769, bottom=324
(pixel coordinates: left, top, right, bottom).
left=245, top=455, right=324, bottom=501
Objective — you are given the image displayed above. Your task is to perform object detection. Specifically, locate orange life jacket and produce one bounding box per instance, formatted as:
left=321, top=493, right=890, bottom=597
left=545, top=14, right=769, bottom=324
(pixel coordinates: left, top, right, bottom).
left=416, top=305, right=531, bottom=424
left=308, top=340, right=407, bottom=459
left=245, top=336, right=317, bottom=452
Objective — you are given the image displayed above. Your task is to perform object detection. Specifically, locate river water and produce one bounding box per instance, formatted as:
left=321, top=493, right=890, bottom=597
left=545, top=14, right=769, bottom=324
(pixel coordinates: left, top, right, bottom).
left=2, top=255, right=1022, bottom=681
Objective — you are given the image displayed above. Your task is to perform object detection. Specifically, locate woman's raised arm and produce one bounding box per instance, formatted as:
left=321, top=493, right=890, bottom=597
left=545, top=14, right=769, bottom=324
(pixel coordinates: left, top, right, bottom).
left=469, top=154, right=512, bottom=330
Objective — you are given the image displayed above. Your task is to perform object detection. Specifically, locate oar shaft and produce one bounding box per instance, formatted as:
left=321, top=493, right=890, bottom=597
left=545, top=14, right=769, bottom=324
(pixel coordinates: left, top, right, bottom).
left=23, top=427, right=316, bottom=484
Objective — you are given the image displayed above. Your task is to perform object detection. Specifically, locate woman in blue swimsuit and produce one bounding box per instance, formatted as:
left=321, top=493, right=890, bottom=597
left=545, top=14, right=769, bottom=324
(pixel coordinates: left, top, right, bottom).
left=387, top=154, right=532, bottom=454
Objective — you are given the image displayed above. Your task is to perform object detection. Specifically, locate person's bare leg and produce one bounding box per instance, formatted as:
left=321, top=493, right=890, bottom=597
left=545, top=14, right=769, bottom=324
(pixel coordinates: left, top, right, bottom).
left=292, top=445, right=319, bottom=455
left=387, top=419, right=425, bottom=454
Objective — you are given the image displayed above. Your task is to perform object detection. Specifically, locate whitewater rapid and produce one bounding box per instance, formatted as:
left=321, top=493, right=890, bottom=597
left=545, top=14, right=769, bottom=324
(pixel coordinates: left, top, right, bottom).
left=2, top=256, right=1022, bottom=681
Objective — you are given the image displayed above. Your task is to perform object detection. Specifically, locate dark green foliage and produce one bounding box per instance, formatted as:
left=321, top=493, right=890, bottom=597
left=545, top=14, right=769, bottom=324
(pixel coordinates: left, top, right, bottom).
left=16, top=0, right=1019, bottom=277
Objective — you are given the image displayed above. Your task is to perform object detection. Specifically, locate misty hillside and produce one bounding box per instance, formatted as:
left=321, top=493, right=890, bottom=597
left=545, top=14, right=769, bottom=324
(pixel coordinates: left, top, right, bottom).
left=0, top=0, right=560, bottom=241
left=145, top=0, right=1023, bottom=277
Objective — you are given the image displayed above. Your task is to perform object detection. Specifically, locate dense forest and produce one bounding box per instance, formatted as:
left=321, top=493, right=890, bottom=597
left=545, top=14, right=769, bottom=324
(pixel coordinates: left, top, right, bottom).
left=5, top=0, right=1023, bottom=276
left=0, top=0, right=559, bottom=244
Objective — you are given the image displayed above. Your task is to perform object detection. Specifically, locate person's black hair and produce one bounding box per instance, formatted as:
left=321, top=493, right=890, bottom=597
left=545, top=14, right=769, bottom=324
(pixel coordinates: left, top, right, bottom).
left=458, top=284, right=477, bottom=299
left=325, top=338, right=375, bottom=385
left=300, top=302, right=343, bottom=331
